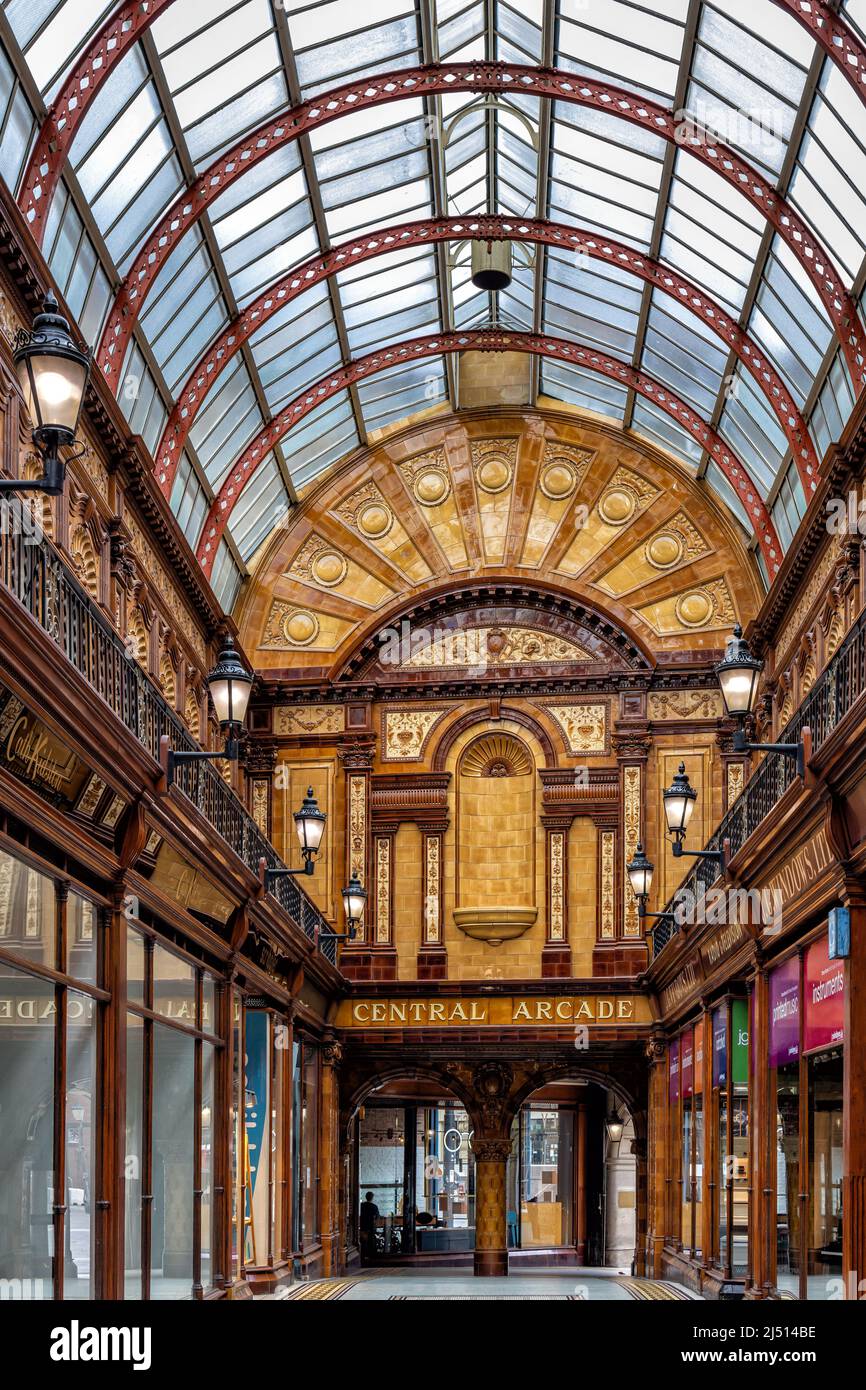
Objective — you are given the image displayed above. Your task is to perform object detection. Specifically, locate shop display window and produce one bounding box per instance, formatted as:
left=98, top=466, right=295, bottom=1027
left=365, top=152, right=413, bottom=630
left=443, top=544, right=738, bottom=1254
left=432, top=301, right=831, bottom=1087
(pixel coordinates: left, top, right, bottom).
left=0, top=850, right=104, bottom=1301
left=124, top=922, right=221, bottom=1300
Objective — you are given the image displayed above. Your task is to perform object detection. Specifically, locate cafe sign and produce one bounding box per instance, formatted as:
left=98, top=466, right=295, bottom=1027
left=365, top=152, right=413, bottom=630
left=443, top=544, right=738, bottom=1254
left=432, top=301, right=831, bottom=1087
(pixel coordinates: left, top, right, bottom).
left=337, top=994, right=651, bottom=1028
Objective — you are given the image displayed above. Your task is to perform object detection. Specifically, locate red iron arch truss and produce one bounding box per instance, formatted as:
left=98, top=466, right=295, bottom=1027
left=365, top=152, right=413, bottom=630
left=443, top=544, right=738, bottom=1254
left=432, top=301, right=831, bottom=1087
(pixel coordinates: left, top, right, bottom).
left=194, top=328, right=783, bottom=581
left=18, top=0, right=866, bottom=254
left=155, top=215, right=820, bottom=502
left=86, top=63, right=866, bottom=393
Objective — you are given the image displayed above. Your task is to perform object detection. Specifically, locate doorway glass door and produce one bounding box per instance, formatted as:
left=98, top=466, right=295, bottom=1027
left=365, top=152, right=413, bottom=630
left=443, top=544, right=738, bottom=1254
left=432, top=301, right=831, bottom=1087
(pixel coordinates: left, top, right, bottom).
left=519, top=1107, right=574, bottom=1247
left=358, top=1108, right=405, bottom=1258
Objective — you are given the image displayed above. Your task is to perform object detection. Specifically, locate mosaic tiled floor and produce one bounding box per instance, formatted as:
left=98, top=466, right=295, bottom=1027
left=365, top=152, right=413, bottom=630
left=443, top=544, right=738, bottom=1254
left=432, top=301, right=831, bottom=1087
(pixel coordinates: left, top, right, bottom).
left=270, top=1271, right=701, bottom=1301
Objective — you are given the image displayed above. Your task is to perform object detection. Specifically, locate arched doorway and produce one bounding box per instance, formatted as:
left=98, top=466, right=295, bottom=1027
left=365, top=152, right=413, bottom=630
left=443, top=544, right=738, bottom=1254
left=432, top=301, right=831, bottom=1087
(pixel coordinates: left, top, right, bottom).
left=352, top=1077, right=476, bottom=1265
left=508, top=1079, right=637, bottom=1271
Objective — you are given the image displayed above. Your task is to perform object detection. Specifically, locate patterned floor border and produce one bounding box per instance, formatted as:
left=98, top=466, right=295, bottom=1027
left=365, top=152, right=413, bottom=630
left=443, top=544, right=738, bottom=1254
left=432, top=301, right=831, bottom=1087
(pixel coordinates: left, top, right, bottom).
left=616, top=1278, right=699, bottom=1301
left=273, top=1275, right=698, bottom=1302
left=277, top=1279, right=364, bottom=1301
left=391, top=1284, right=583, bottom=1295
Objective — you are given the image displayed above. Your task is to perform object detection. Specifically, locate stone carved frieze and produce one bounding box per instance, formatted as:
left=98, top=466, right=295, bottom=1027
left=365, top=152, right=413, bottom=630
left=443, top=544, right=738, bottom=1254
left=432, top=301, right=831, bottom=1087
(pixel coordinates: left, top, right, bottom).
left=542, top=701, right=607, bottom=753
left=382, top=707, right=447, bottom=761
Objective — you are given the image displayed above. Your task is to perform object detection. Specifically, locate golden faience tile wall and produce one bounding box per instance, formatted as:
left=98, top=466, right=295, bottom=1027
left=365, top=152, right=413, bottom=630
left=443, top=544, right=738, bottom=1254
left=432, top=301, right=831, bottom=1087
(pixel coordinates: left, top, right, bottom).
left=645, top=738, right=721, bottom=912
left=393, top=823, right=423, bottom=977
left=569, top=817, right=598, bottom=975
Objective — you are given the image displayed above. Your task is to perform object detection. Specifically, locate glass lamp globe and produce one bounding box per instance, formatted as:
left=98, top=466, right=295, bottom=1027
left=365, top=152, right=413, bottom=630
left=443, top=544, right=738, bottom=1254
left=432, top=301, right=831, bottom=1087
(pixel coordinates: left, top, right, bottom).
left=206, top=638, right=253, bottom=732
left=663, top=762, right=697, bottom=836
left=716, top=624, right=763, bottom=718
left=294, top=787, right=326, bottom=855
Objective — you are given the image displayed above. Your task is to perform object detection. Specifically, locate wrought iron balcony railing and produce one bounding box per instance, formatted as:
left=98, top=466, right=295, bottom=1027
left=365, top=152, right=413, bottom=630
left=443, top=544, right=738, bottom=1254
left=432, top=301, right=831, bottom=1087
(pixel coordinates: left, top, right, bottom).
left=0, top=520, right=339, bottom=967
left=651, top=603, right=866, bottom=959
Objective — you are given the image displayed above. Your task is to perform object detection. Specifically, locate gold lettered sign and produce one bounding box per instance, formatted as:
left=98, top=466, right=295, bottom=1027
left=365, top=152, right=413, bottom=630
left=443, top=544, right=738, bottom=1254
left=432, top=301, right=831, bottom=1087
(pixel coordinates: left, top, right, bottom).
left=336, top=995, right=651, bottom=1028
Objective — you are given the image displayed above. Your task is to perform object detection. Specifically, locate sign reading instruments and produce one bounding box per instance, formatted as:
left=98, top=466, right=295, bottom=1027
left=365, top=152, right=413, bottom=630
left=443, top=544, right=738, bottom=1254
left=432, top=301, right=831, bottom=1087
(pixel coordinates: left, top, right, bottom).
left=337, top=995, right=651, bottom=1028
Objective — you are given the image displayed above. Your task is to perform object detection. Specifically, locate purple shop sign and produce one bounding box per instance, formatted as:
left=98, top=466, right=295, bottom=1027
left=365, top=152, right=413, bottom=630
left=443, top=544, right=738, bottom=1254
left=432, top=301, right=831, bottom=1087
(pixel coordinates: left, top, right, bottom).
left=712, top=1005, right=726, bottom=1087
left=769, top=956, right=800, bottom=1067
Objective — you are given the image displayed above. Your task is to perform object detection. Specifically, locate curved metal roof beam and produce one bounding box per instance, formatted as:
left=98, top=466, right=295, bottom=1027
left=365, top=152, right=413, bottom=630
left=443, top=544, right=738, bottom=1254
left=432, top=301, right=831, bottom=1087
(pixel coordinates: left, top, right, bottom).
left=18, top=0, right=866, bottom=249
left=155, top=215, right=820, bottom=503
left=91, top=62, right=866, bottom=395
left=194, top=327, right=783, bottom=581
left=18, top=0, right=176, bottom=244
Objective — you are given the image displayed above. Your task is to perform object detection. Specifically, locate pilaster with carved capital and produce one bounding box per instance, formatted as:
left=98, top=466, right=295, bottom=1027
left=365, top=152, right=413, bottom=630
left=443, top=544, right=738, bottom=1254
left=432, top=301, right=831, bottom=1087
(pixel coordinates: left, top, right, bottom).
left=613, top=725, right=651, bottom=955
left=244, top=740, right=278, bottom=839
left=338, top=741, right=376, bottom=976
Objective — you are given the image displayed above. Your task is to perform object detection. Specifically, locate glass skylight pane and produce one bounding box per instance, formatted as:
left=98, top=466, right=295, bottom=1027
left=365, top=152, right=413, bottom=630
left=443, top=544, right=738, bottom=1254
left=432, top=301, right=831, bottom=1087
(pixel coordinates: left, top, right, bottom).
left=661, top=154, right=763, bottom=315
left=210, top=541, right=243, bottom=612
left=0, top=44, right=36, bottom=195
left=75, top=83, right=165, bottom=205
left=843, top=0, right=866, bottom=44
left=496, top=0, right=543, bottom=62
left=294, top=13, right=420, bottom=96
left=286, top=0, right=409, bottom=50
left=69, top=44, right=150, bottom=168
left=259, top=331, right=344, bottom=413
left=230, top=453, right=290, bottom=562
left=339, top=251, right=440, bottom=353
left=640, top=338, right=721, bottom=418
left=324, top=176, right=432, bottom=241
left=189, top=359, right=264, bottom=488
left=282, top=392, right=360, bottom=490
left=705, top=460, right=753, bottom=537
left=548, top=109, right=664, bottom=248
left=454, top=284, right=488, bottom=327
left=541, top=359, right=628, bottom=420
left=358, top=358, right=447, bottom=431
left=186, top=74, right=288, bottom=169
left=557, top=0, right=687, bottom=103
left=788, top=64, right=866, bottom=286
left=170, top=451, right=211, bottom=542
left=159, top=1, right=274, bottom=88
left=318, top=142, right=428, bottom=213
left=174, top=36, right=280, bottom=123
left=687, top=2, right=807, bottom=178
left=249, top=281, right=333, bottom=355
left=544, top=277, right=640, bottom=358
left=717, top=371, right=786, bottom=495
left=9, top=0, right=115, bottom=98
left=632, top=399, right=703, bottom=469
left=3, top=0, right=57, bottom=50
left=439, top=1, right=485, bottom=59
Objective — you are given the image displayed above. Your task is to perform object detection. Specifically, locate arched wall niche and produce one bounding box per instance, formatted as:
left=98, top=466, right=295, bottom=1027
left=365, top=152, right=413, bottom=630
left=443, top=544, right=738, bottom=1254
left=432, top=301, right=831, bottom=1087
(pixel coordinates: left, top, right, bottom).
left=455, top=730, right=538, bottom=947
left=236, top=408, right=765, bottom=677
left=441, top=717, right=549, bottom=980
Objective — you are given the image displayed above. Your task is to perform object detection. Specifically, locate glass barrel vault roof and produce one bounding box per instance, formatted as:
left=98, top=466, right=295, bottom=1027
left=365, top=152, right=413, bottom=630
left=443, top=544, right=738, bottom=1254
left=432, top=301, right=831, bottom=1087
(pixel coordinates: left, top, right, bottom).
left=1, top=0, right=865, bottom=607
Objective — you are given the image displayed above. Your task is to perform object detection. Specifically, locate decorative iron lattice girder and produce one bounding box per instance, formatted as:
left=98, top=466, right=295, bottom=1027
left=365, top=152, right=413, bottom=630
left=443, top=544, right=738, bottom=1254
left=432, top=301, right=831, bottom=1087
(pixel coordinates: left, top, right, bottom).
left=155, top=215, right=819, bottom=502
left=194, top=328, right=783, bottom=580
left=780, top=0, right=866, bottom=104
left=93, top=62, right=866, bottom=394
left=18, top=0, right=866, bottom=255
left=18, top=0, right=175, bottom=244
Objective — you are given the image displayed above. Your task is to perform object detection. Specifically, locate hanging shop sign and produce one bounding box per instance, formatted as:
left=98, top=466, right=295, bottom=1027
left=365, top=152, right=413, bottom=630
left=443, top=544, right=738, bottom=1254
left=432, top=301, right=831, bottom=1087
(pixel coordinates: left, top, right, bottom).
left=0, top=684, right=92, bottom=808
left=803, top=934, right=845, bottom=1053
left=336, top=994, right=651, bottom=1028
left=769, top=956, right=800, bottom=1067
left=669, top=1038, right=680, bottom=1103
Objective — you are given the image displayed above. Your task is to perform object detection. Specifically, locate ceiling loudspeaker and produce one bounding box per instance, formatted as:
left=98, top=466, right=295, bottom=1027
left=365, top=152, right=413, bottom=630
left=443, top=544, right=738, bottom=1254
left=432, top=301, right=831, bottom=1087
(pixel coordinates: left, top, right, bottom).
left=471, top=239, right=512, bottom=291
